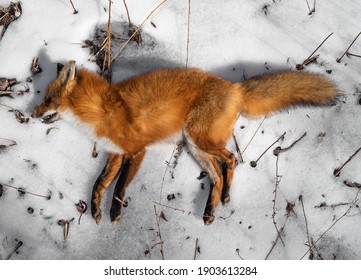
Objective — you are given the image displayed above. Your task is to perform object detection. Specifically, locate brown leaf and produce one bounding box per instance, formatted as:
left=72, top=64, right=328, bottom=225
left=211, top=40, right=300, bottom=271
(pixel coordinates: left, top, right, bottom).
left=15, top=110, right=29, bottom=123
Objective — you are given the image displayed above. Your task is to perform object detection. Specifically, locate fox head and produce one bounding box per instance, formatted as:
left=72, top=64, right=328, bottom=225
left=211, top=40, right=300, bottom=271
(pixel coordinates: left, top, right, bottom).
left=32, top=60, right=77, bottom=122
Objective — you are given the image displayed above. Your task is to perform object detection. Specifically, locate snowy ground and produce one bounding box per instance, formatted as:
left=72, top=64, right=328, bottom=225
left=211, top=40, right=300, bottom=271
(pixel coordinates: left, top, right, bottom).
left=1, top=0, right=361, bottom=260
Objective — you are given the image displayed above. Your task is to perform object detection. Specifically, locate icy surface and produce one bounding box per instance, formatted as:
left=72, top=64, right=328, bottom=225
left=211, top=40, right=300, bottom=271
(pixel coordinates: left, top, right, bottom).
left=0, top=0, right=361, bottom=260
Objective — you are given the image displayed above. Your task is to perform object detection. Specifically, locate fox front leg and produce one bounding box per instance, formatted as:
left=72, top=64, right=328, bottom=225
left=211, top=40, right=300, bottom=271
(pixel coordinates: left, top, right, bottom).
left=110, top=148, right=146, bottom=224
left=91, top=153, right=124, bottom=224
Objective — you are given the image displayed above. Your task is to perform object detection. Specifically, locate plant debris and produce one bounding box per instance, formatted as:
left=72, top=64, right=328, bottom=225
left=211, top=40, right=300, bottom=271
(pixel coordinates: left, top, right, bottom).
left=30, top=57, right=42, bottom=74
left=0, top=2, right=22, bottom=40
left=75, top=200, right=87, bottom=224
left=58, top=218, right=74, bottom=241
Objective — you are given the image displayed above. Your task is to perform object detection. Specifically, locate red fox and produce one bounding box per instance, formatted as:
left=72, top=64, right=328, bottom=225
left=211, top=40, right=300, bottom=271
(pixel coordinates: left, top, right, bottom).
left=32, top=61, right=337, bottom=225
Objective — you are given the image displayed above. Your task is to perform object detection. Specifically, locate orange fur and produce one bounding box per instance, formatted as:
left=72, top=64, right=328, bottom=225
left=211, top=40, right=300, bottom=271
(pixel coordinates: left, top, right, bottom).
left=32, top=61, right=338, bottom=225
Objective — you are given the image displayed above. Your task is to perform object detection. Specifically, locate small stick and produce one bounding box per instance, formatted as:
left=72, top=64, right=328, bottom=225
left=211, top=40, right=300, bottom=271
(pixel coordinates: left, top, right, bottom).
left=153, top=201, right=201, bottom=217
left=236, top=248, right=244, bottom=260
left=344, top=180, right=361, bottom=189
left=337, top=32, right=361, bottom=63
left=296, top=32, right=333, bottom=70
left=333, top=145, right=361, bottom=177
left=347, top=52, right=361, bottom=59
left=111, top=0, right=169, bottom=63
left=153, top=205, right=165, bottom=260
left=300, top=190, right=360, bottom=259
left=271, top=154, right=284, bottom=245
left=273, top=132, right=307, bottom=156
left=193, top=238, right=199, bottom=260
left=1, top=183, right=51, bottom=199
left=299, top=195, right=314, bottom=259
left=185, top=0, right=191, bottom=68
left=122, top=0, right=132, bottom=26
left=250, top=132, right=286, bottom=168
left=69, top=0, right=78, bottom=14
left=232, top=132, right=244, bottom=163
left=242, top=116, right=266, bottom=154
left=6, top=241, right=23, bottom=260
left=0, top=137, right=17, bottom=146
left=114, top=196, right=127, bottom=206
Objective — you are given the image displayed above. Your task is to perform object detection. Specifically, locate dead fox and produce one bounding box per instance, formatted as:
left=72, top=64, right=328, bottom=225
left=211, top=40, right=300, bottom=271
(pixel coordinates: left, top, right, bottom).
left=32, top=61, right=337, bottom=225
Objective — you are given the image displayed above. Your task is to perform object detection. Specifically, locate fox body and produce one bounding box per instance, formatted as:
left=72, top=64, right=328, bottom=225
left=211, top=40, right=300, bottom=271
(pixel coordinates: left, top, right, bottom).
left=32, top=61, right=337, bottom=225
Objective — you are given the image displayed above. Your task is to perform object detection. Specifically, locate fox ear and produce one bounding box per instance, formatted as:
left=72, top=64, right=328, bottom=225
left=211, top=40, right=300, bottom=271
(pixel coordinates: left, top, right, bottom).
left=57, top=63, right=64, bottom=75
left=57, top=60, right=77, bottom=86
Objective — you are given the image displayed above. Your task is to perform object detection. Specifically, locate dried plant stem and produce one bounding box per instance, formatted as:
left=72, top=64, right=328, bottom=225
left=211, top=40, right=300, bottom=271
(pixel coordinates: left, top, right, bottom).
left=153, top=205, right=165, bottom=260
left=122, top=0, right=132, bottom=26
left=265, top=214, right=290, bottom=260
left=111, top=0, right=169, bottom=63
left=334, top=145, right=361, bottom=177
left=193, top=238, right=199, bottom=260
left=232, top=132, right=244, bottom=163
left=185, top=0, right=191, bottom=68
left=153, top=201, right=201, bottom=217
left=1, top=183, right=50, bottom=199
left=102, top=0, right=112, bottom=80
left=297, top=32, right=333, bottom=69
left=0, top=137, right=17, bottom=146
left=271, top=154, right=284, bottom=245
left=300, top=190, right=360, bottom=260
left=299, top=195, right=314, bottom=259
left=337, top=32, right=361, bottom=63
left=242, top=116, right=266, bottom=154
left=250, top=132, right=286, bottom=167
left=69, top=0, right=78, bottom=14
left=6, top=241, right=23, bottom=260
left=273, top=132, right=307, bottom=155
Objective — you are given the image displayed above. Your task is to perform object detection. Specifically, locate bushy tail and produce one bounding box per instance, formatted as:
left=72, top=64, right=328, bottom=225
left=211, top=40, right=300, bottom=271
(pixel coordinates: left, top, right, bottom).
left=236, top=71, right=338, bottom=117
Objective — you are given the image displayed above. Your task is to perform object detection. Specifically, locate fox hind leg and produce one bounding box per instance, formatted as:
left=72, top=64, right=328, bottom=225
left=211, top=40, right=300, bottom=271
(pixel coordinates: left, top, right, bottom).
left=91, top=153, right=124, bottom=224
left=205, top=149, right=236, bottom=205
left=185, top=136, right=224, bottom=225
left=110, top=148, right=146, bottom=224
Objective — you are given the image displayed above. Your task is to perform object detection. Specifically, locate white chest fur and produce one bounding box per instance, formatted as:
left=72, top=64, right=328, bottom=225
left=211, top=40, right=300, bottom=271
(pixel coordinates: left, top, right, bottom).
left=60, top=109, right=124, bottom=154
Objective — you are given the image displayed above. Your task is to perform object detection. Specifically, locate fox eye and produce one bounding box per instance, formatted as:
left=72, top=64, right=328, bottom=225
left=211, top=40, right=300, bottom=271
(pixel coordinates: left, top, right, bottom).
left=44, top=97, right=52, bottom=106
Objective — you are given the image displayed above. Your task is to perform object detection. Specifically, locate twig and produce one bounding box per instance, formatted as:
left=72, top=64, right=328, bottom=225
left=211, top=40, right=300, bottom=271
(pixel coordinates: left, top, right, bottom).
left=153, top=205, right=165, bottom=260
left=69, top=0, right=78, bottom=14
left=185, top=0, right=191, bottom=68
left=314, top=201, right=356, bottom=210
left=271, top=154, right=284, bottom=245
left=337, top=32, right=361, bottom=63
left=242, top=117, right=266, bottom=154
left=1, top=183, right=51, bottom=199
left=193, top=238, right=199, bottom=260
left=111, top=0, right=169, bottom=63
left=0, top=90, right=15, bottom=96
left=333, top=145, right=361, bottom=177
left=347, top=52, right=361, bottom=59
left=6, top=241, right=23, bottom=260
left=0, top=137, right=17, bottom=146
left=122, top=0, right=132, bottom=26
left=250, top=132, right=286, bottom=168
left=299, top=195, right=315, bottom=259
left=296, top=32, right=333, bottom=70
left=300, top=190, right=360, bottom=259
left=232, top=132, right=244, bottom=163
left=273, top=132, right=307, bottom=156
left=102, top=0, right=112, bottom=81
left=153, top=201, right=201, bottom=217
left=236, top=248, right=244, bottom=260
left=344, top=180, right=361, bottom=189
left=265, top=213, right=290, bottom=259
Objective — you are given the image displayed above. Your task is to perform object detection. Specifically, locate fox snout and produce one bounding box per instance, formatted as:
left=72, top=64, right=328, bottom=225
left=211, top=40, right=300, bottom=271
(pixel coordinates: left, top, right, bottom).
left=31, top=104, right=47, bottom=118
left=31, top=104, right=59, bottom=123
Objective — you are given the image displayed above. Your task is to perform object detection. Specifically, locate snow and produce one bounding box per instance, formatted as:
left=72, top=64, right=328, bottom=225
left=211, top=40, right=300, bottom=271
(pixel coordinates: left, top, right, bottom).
left=1, top=0, right=361, bottom=260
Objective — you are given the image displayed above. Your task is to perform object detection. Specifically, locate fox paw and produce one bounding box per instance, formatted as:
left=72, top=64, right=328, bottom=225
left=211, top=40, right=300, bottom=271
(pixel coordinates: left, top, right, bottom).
left=92, top=208, right=102, bottom=224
